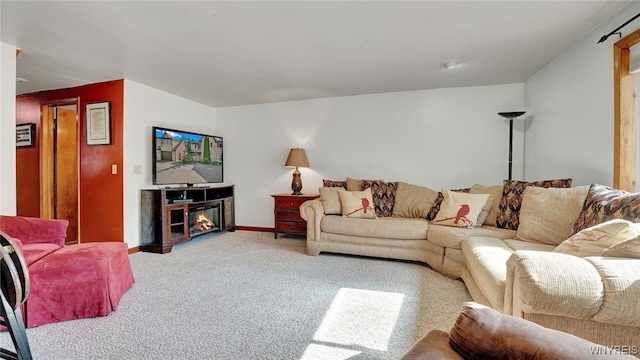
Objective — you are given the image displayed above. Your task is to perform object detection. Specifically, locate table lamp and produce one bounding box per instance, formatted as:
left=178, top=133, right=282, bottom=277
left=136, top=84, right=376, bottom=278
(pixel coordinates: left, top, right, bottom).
left=285, top=148, right=310, bottom=195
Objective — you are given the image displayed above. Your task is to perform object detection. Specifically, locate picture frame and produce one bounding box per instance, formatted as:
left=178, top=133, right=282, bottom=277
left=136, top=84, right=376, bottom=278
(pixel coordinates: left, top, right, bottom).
left=16, top=123, right=35, bottom=147
left=86, top=101, right=111, bottom=145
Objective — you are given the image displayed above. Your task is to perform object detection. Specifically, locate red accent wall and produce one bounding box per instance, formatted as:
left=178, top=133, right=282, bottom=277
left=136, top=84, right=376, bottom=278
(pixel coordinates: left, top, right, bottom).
left=15, top=80, right=124, bottom=243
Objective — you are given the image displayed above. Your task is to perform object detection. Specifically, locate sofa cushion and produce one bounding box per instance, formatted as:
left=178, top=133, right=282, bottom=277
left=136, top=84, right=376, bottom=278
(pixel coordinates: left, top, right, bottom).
left=432, top=190, right=490, bottom=228
left=449, top=302, right=632, bottom=360
left=319, top=187, right=342, bottom=215
left=427, top=225, right=516, bottom=250
left=462, top=237, right=515, bottom=311
left=586, top=257, right=640, bottom=327
left=502, top=239, right=555, bottom=252
left=469, top=184, right=503, bottom=226
left=392, top=182, right=439, bottom=219
left=320, top=216, right=429, bottom=240
left=496, top=178, right=573, bottom=230
left=338, top=188, right=376, bottom=219
left=21, top=243, right=64, bottom=266
left=572, top=183, right=640, bottom=234
left=322, top=179, right=347, bottom=189
left=362, top=180, right=398, bottom=217
left=515, top=185, right=589, bottom=245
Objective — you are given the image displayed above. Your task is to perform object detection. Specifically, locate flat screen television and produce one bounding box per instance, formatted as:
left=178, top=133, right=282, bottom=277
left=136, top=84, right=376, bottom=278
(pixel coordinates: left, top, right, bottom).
left=152, top=126, right=223, bottom=186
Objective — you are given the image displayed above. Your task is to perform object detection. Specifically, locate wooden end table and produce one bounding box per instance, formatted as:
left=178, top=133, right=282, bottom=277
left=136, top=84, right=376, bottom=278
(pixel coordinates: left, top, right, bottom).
left=271, top=193, right=320, bottom=239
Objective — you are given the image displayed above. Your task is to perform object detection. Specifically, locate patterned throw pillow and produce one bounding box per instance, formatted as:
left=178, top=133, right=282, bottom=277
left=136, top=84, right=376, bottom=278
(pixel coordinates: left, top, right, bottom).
left=431, top=189, right=490, bottom=229
left=426, top=188, right=471, bottom=221
left=554, top=219, right=640, bottom=257
left=496, top=178, right=573, bottom=230
left=322, top=179, right=347, bottom=189
left=337, top=188, right=377, bottom=219
left=571, top=183, right=640, bottom=234
left=362, top=180, right=398, bottom=217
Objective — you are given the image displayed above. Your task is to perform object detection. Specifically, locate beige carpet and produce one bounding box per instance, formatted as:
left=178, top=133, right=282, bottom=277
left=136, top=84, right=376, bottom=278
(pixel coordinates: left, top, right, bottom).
left=0, top=230, right=471, bottom=359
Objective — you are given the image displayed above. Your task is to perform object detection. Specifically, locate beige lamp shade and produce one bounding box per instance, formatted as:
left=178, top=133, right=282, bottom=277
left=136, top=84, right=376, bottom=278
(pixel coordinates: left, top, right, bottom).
left=285, top=148, right=310, bottom=168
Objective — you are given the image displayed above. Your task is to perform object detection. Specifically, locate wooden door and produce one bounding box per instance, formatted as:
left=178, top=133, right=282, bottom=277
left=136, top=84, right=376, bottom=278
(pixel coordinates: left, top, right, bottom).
left=40, top=104, right=79, bottom=244
left=56, top=107, right=78, bottom=243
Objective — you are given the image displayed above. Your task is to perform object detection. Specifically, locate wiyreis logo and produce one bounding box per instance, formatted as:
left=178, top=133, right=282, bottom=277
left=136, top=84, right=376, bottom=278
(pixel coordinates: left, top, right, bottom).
left=589, top=345, right=638, bottom=356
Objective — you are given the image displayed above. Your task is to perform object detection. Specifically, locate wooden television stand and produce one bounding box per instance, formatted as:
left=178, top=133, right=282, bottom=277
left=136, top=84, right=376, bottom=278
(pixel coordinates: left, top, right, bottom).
left=140, top=185, right=235, bottom=254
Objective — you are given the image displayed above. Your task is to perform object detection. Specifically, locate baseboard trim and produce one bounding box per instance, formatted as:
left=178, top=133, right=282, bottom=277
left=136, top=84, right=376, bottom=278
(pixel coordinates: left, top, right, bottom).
left=128, top=246, right=140, bottom=254
left=235, top=226, right=273, bottom=232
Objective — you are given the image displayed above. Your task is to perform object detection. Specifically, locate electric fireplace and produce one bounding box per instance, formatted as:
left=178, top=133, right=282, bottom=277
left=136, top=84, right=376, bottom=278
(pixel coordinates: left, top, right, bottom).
left=188, top=204, right=220, bottom=236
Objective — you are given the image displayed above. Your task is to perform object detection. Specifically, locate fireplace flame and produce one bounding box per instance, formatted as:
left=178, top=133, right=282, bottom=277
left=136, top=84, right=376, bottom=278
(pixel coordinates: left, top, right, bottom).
left=194, top=213, right=213, bottom=231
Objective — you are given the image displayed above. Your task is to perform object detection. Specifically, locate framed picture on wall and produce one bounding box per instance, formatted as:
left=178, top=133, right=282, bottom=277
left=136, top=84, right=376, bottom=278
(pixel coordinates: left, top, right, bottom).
left=86, top=101, right=111, bottom=145
left=16, top=123, right=35, bottom=147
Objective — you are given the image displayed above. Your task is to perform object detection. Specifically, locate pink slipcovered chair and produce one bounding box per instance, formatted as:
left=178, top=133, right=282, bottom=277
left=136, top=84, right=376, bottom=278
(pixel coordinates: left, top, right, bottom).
left=0, top=215, right=135, bottom=328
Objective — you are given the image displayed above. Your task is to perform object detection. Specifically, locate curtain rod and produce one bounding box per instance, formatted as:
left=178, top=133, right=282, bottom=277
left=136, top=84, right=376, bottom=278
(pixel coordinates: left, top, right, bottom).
left=598, top=12, right=640, bottom=43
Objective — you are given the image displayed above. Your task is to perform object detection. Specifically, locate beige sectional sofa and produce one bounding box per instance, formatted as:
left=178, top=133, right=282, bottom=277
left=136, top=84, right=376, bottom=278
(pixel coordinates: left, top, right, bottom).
left=299, top=178, right=640, bottom=353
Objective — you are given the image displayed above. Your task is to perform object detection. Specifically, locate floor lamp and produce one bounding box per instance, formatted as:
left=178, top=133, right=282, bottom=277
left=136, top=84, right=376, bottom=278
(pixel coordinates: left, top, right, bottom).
left=498, top=111, right=526, bottom=181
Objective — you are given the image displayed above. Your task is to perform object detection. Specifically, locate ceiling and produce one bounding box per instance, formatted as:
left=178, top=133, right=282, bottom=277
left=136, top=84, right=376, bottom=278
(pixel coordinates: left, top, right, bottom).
left=0, top=1, right=630, bottom=108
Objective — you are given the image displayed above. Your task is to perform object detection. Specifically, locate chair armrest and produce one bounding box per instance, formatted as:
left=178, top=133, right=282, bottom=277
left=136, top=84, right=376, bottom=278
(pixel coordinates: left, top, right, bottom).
left=0, top=215, right=68, bottom=247
left=300, top=199, right=324, bottom=241
left=505, top=250, right=640, bottom=327
left=400, top=330, right=463, bottom=360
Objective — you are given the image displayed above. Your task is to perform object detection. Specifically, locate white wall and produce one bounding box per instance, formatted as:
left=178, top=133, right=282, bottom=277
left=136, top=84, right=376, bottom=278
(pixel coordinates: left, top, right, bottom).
left=123, top=80, right=216, bottom=247
left=525, top=1, right=640, bottom=187
left=0, top=42, right=17, bottom=215
left=216, top=83, right=524, bottom=228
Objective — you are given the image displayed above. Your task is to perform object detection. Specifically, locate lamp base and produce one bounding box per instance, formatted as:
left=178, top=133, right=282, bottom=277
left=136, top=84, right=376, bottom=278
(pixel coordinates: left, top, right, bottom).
left=291, top=168, right=303, bottom=195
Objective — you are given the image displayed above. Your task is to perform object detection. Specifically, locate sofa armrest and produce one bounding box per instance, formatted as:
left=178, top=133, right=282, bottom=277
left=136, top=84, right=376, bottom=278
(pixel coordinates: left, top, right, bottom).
left=505, top=250, right=640, bottom=328
left=0, top=215, right=68, bottom=247
left=300, top=199, right=324, bottom=241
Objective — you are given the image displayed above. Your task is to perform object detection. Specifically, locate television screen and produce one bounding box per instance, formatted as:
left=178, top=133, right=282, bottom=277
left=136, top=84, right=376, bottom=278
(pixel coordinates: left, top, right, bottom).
left=152, top=126, right=223, bottom=186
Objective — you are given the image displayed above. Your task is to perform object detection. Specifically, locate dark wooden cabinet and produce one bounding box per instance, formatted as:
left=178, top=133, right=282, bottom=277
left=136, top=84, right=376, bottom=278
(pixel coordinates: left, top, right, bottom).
left=272, top=193, right=319, bottom=239
left=141, top=185, right=235, bottom=253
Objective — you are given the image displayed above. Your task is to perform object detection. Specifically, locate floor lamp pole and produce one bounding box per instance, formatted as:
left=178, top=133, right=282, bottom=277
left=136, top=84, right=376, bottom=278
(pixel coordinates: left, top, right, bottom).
left=509, top=118, right=513, bottom=181
left=498, top=111, right=526, bottom=182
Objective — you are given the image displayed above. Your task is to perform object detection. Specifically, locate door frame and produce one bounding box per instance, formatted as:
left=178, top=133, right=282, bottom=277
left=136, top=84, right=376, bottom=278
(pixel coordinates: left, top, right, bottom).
left=40, top=98, right=80, bottom=242
left=614, top=29, right=640, bottom=191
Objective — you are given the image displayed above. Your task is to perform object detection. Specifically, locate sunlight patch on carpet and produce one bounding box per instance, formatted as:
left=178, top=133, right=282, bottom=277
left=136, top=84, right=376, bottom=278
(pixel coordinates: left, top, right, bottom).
left=312, top=288, right=404, bottom=351
left=300, top=344, right=361, bottom=360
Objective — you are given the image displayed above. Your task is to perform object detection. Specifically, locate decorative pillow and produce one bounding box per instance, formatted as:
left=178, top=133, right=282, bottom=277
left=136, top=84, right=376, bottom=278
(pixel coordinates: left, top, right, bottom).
left=516, top=186, right=589, bottom=245
left=392, top=182, right=440, bottom=219
left=318, top=187, right=342, bottom=215
left=553, top=219, right=640, bottom=257
left=601, top=235, right=640, bottom=258
left=346, top=177, right=383, bottom=191
left=337, top=188, right=377, bottom=219
left=361, top=180, right=398, bottom=217
left=476, top=197, right=494, bottom=226
left=431, top=189, right=490, bottom=228
left=496, top=178, right=573, bottom=230
left=572, top=183, right=640, bottom=235
left=322, top=179, right=347, bottom=189
left=426, top=188, right=471, bottom=221
left=469, top=184, right=503, bottom=226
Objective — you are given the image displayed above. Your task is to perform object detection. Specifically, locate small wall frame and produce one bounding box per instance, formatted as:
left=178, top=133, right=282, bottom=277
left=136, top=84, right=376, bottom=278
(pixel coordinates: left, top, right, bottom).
left=16, top=123, right=35, bottom=147
left=86, top=101, right=111, bottom=145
